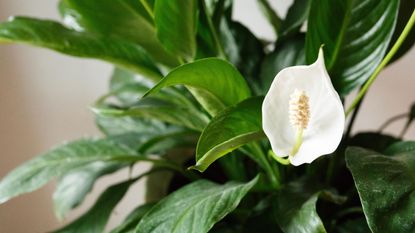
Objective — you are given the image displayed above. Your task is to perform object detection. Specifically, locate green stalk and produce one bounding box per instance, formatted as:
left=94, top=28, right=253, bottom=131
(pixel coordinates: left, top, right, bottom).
left=249, top=143, right=280, bottom=189
left=345, top=9, right=415, bottom=116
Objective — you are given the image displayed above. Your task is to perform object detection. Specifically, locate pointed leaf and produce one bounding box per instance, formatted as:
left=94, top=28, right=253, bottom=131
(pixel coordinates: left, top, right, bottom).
left=110, top=203, right=154, bottom=233
left=145, top=58, right=251, bottom=115
left=192, top=97, right=265, bottom=172
left=0, top=138, right=148, bottom=204
left=306, top=0, right=399, bottom=95
left=346, top=146, right=415, bottom=233
left=136, top=176, right=259, bottom=233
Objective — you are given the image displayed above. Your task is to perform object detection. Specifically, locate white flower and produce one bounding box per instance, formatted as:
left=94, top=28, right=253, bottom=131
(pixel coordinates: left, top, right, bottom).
left=262, top=48, right=345, bottom=166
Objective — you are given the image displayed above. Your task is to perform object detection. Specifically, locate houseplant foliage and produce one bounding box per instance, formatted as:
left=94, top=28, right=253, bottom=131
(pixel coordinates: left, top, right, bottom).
left=1, top=0, right=415, bottom=232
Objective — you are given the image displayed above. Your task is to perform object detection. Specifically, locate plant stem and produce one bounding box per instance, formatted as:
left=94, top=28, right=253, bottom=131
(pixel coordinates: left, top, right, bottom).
left=140, top=0, right=155, bottom=19
left=249, top=143, right=280, bottom=189
left=345, top=92, right=364, bottom=140
left=400, top=119, right=413, bottom=138
left=257, top=0, right=282, bottom=35
left=345, top=9, right=415, bottom=116
left=200, top=0, right=227, bottom=59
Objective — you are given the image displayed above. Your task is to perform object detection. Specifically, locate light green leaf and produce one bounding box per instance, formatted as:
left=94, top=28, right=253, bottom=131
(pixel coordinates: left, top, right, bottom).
left=53, top=161, right=124, bottom=220
left=260, top=34, right=305, bottom=91
left=273, top=179, right=327, bottom=233
left=0, top=138, right=148, bottom=204
left=136, top=176, right=259, bottom=233
left=110, top=203, right=154, bottom=233
left=0, top=17, right=162, bottom=81
left=346, top=146, right=415, bottom=233
left=145, top=58, right=251, bottom=115
left=59, top=0, right=179, bottom=66
left=305, top=0, right=399, bottom=95
left=154, top=0, right=198, bottom=60
left=191, top=97, right=265, bottom=172
left=54, top=179, right=133, bottom=233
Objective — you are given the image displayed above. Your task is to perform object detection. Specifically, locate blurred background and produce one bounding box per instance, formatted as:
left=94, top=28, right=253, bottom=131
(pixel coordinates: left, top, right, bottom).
left=0, top=0, right=414, bottom=232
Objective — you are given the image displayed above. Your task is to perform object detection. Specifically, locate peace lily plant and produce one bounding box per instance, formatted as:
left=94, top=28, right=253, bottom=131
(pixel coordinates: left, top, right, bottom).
left=0, top=1, right=414, bottom=233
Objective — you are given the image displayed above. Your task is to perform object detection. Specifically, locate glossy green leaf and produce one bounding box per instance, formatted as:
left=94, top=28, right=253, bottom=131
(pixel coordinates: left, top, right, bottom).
left=0, top=138, right=145, bottom=204
left=0, top=17, right=163, bottom=80
left=273, top=179, right=327, bottom=233
left=154, top=0, right=198, bottom=60
left=279, top=0, right=310, bottom=39
left=92, top=99, right=208, bottom=132
left=191, top=97, right=265, bottom=172
left=54, top=179, right=133, bottom=233
left=260, top=34, right=305, bottom=91
left=136, top=176, right=259, bottom=233
left=110, top=203, right=154, bottom=233
left=145, top=58, right=251, bottom=115
left=96, top=115, right=166, bottom=137
left=306, top=0, right=399, bottom=95
left=59, top=0, right=179, bottom=66
left=53, top=161, right=123, bottom=220
left=346, top=147, right=415, bottom=233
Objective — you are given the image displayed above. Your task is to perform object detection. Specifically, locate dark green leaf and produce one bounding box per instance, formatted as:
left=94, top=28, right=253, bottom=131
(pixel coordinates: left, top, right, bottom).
left=260, top=34, right=305, bottom=91
left=279, top=0, right=310, bottom=39
left=53, top=161, right=124, bottom=220
left=0, top=138, right=140, bottom=204
left=0, top=17, right=163, bottom=81
left=110, top=203, right=154, bottom=233
left=59, top=0, right=178, bottom=66
left=306, top=0, right=399, bottom=95
left=54, top=179, right=133, bottom=233
left=257, top=0, right=282, bottom=35
left=191, top=97, right=265, bottom=172
left=384, top=141, right=415, bottom=155
left=145, top=58, right=251, bottom=115
left=388, top=0, right=415, bottom=63
left=273, top=179, right=327, bottom=233
left=346, top=147, right=415, bottom=233
left=136, top=176, right=259, bottom=233
left=337, top=218, right=371, bottom=233
left=348, top=132, right=399, bottom=153
left=96, top=115, right=166, bottom=137
left=154, top=0, right=198, bottom=60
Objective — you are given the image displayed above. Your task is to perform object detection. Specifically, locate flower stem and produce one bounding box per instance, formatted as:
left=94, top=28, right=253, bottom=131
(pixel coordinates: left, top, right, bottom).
left=345, top=9, right=415, bottom=116
left=250, top=143, right=280, bottom=189
left=290, top=128, right=303, bottom=155
left=269, top=150, right=290, bottom=165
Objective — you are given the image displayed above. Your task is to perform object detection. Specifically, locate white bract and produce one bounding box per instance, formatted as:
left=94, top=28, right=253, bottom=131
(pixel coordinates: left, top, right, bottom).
left=262, top=49, right=345, bottom=166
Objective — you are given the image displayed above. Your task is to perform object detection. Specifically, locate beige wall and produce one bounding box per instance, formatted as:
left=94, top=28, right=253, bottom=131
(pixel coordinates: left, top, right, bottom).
left=0, top=1, right=414, bottom=233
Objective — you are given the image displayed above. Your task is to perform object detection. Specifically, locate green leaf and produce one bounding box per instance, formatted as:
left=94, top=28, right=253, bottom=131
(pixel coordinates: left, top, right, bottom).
left=279, top=0, right=310, bottom=39
left=384, top=141, right=415, bottom=155
left=346, top=147, right=415, bottom=233
left=53, top=161, right=124, bottom=220
left=54, top=179, right=133, bottom=233
left=273, top=179, right=327, bottom=233
left=59, top=0, right=179, bottom=66
left=305, top=0, right=399, bottom=95
left=154, top=0, right=198, bottom=60
left=260, top=34, right=305, bottom=91
left=0, top=17, right=163, bottom=81
left=96, top=115, right=166, bottom=137
left=145, top=58, right=251, bottom=115
left=136, top=176, right=259, bottom=233
left=110, top=203, right=154, bottom=233
left=92, top=99, right=208, bottom=132
left=349, top=132, right=399, bottom=153
left=337, top=218, right=371, bottom=233
left=388, top=0, right=415, bottom=63
left=191, top=97, right=265, bottom=172
left=0, top=138, right=146, bottom=204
